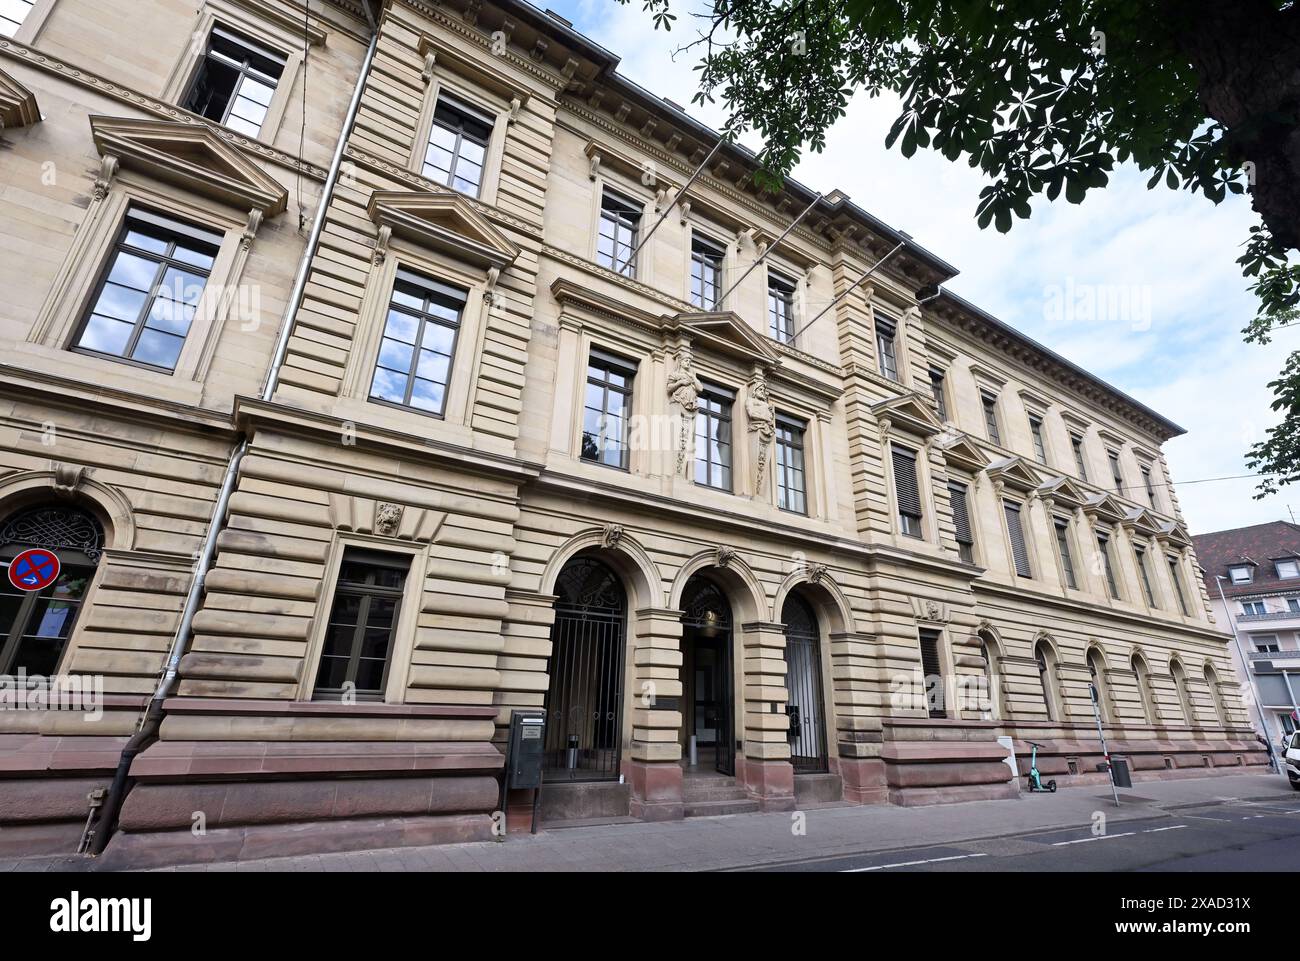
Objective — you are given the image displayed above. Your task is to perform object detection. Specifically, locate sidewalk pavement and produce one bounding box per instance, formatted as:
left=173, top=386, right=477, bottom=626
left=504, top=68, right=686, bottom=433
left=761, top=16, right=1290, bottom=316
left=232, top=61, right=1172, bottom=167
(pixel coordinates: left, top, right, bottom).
left=1, top=771, right=1292, bottom=873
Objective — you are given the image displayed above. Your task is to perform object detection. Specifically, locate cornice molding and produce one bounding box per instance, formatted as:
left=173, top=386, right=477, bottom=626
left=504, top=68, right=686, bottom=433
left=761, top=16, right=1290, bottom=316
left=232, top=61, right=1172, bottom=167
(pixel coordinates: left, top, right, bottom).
left=0, top=365, right=238, bottom=439
left=399, top=0, right=570, bottom=90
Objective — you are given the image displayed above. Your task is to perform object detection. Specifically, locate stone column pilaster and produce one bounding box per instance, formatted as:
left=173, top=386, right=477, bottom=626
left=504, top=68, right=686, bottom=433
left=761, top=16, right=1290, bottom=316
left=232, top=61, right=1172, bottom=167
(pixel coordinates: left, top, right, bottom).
left=626, top=607, right=684, bottom=820
left=738, top=621, right=794, bottom=810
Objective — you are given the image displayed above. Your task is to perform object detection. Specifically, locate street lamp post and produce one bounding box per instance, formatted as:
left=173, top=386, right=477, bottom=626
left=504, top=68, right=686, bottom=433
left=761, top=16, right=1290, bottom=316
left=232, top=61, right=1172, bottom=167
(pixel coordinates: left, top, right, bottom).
left=1214, top=574, right=1278, bottom=773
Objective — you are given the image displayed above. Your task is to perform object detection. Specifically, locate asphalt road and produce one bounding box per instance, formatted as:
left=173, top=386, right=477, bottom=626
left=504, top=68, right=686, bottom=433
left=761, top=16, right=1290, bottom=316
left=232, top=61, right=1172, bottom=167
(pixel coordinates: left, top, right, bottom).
left=736, top=793, right=1300, bottom=872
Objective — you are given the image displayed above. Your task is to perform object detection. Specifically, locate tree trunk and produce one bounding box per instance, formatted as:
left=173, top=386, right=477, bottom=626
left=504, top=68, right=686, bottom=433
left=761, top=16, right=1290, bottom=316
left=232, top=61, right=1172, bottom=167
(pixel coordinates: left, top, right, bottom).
left=1161, top=0, right=1300, bottom=250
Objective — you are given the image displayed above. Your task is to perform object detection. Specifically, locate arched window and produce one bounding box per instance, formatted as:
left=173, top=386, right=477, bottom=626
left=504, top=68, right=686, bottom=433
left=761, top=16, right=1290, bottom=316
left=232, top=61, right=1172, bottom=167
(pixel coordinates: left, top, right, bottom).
left=1170, top=657, right=1196, bottom=726
left=977, top=631, right=1000, bottom=720
left=1203, top=663, right=1228, bottom=727
left=0, top=504, right=104, bottom=676
left=1086, top=648, right=1112, bottom=724
left=1035, top=639, right=1059, bottom=721
left=1131, top=652, right=1157, bottom=724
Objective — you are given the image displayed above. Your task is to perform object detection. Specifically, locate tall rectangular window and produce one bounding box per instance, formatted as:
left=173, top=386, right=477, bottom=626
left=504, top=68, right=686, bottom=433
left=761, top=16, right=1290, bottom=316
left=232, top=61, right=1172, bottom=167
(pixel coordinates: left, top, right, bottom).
left=1070, top=433, right=1089, bottom=481
left=694, top=383, right=733, bottom=491
left=1141, top=466, right=1156, bottom=508
left=1054, top=518, right=1078, bottom=589
left=1097, top=531, right=1120, bottom=599
left=1028, top=413, right=1048, bottom=464
left=597, top=190, right=640, bottom=278
left=929, top=368, right=948, bottom=420
left=1108, top=449, right=1124, bottom=492
left=948, top=481, right=974, bottom=564
left=1288, top=598, right=1300, bottom=613
left=982, top=391, right=1002, bottom=445
left=314, top=549, right=410, bottom=700
left=183, top=26, right=287, bottom=138
left=767, top=270, right=797, bottom=343
left=775, top=414, right=807, bottom=514
left=422, top=94, right=493, bottom=196
left=918, top=629, right=946, bottom=719
left=1135, top=545, right=1157, bottom=607
left=582, top=349, right=636, bottom=469
left=369, top=269, right=464, bottom=416
left=875, top=314, right=899, bottom=382
left=72, top=208, right=222, bottom=372
left=892, top=445, right=923, bottom=538
left=1168, top=556, right=1190, bottom=615
left=0, top=0, right=35, bottom=37
left=690, top=233, right=725, bottom=310
left=1003, top=500, right=1032, bottom=578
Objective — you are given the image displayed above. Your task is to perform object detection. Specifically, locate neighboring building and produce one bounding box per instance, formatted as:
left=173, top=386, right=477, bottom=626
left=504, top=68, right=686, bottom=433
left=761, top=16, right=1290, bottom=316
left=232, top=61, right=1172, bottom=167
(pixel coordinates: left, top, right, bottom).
left=0, top=0, right=1266, bottom=865
left=1194, top=521, right=1300, bottom=748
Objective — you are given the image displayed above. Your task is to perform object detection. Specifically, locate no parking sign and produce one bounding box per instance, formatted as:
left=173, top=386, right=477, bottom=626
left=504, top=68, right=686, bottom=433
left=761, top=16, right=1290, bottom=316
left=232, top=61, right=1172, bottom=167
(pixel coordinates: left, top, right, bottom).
left=7, top=548, right=61, bottom=592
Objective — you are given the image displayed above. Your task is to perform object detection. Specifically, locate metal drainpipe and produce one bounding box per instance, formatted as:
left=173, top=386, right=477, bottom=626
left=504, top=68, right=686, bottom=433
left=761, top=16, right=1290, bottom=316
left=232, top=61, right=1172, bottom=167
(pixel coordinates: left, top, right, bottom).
left=86, top=4, right=381, bottom=856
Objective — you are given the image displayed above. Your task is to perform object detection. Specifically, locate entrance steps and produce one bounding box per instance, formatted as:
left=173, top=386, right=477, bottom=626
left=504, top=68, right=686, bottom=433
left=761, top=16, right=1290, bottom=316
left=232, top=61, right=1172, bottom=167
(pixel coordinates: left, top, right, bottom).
left=682, top=774, right=760, bottom=818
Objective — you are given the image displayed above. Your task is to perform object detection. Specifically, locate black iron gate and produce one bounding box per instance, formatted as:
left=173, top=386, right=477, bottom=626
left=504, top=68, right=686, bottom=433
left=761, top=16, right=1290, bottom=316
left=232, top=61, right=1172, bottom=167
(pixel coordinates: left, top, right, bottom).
left=543, top=557, right=626, bottom=781
left=782, top=593, right=828, bottom=774
left=682, top=576, right=734, bottom=777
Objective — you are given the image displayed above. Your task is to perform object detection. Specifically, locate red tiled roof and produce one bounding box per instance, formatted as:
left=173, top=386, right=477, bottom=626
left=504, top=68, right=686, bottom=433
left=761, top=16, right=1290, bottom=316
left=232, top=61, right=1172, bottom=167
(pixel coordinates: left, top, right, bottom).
left=1191, top=521, right=1300, bottom=598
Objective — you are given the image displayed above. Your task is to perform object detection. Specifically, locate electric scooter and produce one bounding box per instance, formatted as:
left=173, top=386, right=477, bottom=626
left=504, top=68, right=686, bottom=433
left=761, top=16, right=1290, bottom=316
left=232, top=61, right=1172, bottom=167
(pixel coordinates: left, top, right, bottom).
left=1025, top=741, right=1057, bottom=793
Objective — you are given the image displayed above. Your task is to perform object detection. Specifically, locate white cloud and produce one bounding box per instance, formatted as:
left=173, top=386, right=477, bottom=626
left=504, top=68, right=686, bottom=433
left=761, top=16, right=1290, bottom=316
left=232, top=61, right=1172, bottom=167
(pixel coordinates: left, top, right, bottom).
left=559, top=0, right=1299, bottom=534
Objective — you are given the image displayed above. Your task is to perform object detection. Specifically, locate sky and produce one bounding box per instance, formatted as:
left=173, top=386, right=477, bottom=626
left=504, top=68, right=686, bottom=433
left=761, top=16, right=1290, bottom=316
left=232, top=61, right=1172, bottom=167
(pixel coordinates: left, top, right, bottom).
left=544, top=0, right=1300, bottom=536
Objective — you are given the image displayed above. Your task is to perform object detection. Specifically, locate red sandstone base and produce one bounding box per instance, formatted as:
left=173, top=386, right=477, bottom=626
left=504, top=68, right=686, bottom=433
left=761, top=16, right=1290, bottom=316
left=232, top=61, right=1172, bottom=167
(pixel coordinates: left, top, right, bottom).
left=626, top=758, right=683, bottom=821
left=738, top=757, right=796, bottom=811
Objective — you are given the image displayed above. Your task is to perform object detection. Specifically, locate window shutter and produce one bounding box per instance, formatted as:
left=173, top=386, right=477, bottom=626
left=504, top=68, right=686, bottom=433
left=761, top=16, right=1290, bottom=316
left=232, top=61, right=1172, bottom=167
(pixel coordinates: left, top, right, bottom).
left=892, top=447, right=922, bottom=517
left=1004, top=500, right=1032, bottom=578
left=918, top=629, right=946, bottom=719
left=948, top=481, right=972, bottom=547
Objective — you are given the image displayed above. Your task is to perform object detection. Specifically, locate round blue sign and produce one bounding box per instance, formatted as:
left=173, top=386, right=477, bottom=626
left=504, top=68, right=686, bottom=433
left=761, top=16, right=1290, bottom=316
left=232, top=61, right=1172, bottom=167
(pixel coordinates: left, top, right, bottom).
left=8, top=548, right=61, bottom=592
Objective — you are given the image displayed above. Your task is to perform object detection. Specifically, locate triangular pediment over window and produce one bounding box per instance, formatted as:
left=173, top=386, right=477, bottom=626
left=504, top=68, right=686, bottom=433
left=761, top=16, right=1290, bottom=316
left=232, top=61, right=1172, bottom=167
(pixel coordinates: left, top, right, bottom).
left=872, top=394, right=944, bottom=439
left=89, top=116, right=288, bottom=216
left=1157, top=520, right=1192, bottom=549
left=664, top=311, right=781, bottom=367
left=1082, top=492, right=1129, bottom=524
left=1037, top=475, right=1088, bottom=508
left=986, top=455, right=1045, bottom=493
left=0, top=68, right=40, bottom=129
left=1123, top=506, right=1164, bottom=537
left=368, top=190, right=520, bottom=272
left=935, top=433, right=990, bottom=473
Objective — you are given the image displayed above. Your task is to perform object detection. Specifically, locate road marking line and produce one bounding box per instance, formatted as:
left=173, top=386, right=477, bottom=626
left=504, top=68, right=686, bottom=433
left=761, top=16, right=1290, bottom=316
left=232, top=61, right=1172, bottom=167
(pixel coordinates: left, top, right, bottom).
left=842, top=853, right=988, bottom=872
left=1052, top=831, right=1137, bottom=846
left=1142, top=825, right=1186, bottom=834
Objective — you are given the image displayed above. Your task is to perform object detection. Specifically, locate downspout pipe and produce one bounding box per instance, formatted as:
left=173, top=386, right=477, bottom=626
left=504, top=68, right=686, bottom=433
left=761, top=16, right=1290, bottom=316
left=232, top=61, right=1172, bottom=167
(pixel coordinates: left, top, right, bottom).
left=87, top=6, right=382, bottom=856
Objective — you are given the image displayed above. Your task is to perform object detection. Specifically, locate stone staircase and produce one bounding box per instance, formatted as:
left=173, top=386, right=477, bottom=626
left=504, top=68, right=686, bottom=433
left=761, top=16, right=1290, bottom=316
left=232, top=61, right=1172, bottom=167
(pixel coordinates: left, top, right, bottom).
left=682, top=774, right=760, bottom=818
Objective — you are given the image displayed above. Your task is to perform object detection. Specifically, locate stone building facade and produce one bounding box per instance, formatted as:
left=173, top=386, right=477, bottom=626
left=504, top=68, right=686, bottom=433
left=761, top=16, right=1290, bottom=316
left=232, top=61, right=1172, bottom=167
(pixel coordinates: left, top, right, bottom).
left=0, top=0, right=1266, bottom=864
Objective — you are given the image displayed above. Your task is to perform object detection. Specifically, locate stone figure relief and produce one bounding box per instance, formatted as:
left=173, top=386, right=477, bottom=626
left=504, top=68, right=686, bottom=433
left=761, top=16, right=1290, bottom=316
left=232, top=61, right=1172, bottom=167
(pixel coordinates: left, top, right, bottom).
left=666, top=345, right=702, bottom=476
left=745, top=368, right=776, bottom=494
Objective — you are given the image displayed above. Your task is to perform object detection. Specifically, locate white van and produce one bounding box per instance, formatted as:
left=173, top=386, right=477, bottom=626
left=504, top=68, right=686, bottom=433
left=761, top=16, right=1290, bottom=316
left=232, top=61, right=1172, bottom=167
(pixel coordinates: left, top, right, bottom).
left=1285, top=731, right=1300, bottom=790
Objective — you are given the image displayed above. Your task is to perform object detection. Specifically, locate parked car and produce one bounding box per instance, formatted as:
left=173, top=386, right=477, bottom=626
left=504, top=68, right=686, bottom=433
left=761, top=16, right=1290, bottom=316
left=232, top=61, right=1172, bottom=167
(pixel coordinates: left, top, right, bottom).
left=1285, top=732, right=1300, bottom=790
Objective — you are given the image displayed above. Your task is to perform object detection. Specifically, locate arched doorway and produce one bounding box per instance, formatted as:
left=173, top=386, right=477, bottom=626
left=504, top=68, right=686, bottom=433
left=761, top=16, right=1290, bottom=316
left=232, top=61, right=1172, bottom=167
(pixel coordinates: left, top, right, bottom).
left=542, top=556, right=627, bottom=781
left=680, top=574, right=734, bottom=776
left=782, top=592, right=828, bottom=774
left=0, top=503, right=104, bottom=676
